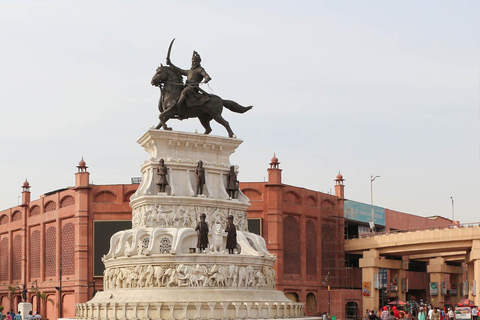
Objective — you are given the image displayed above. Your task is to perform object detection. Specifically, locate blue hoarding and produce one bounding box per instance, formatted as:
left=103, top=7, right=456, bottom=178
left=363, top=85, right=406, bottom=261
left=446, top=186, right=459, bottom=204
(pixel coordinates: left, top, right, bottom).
left=344, top=200, right=385, bottom=226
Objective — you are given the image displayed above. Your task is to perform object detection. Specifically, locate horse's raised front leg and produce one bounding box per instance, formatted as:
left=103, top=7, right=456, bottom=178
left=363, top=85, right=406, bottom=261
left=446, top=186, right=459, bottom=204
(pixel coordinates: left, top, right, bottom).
left=198, top=116, right=213, bottom=135
left=213, top=114, right=234, bottom=138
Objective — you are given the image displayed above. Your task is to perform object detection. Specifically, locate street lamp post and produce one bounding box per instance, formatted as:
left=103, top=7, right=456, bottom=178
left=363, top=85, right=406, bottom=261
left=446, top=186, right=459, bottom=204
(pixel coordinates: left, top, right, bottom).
left=55, top=263, right=62, bottom=319
left=323, top=272, right=331, bottom=315
left=370, top=175, right=380, bottom=232
left=450, top=197, right=455, bottom=224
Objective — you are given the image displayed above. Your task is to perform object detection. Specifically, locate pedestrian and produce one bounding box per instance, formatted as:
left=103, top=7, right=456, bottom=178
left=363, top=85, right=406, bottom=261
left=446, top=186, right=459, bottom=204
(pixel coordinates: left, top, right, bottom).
left=447, top=308, right=454, bottom=320
left=472, top=306, right=478, bottom=320
left=369, top=310, right=377, bottom=320
left=33, top=312, right=41, bottom=320
left=381, top=307, right=390, bottom=320
left=428, top=307, right=434, bottom=320
left=24, top=312, right=33, bottom=320
left=393, top=306, right=400, bottom=318
left=6, top=312, right=12, bottom=320
left=389, top=311, right=396, bottom=320
left=432, top=308, right=440, bottom=320
left=14, top=311, right=21, bottom=320
left=419, top=308, right=427, bottom=320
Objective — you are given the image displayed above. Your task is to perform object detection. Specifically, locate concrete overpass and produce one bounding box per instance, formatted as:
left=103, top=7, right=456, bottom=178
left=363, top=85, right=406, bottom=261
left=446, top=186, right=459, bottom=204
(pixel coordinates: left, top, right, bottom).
left=345, top=224, right=480, bottom=312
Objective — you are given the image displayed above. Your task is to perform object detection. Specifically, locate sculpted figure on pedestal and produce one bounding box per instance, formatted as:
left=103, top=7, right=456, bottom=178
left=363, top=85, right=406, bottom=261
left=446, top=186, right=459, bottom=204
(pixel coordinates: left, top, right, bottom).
left=225, top=215, right=237, bottom=254
left=226, top=166, right=239, bottom=199
left=195, top=213, right=209, bottom=252
left=195, top=161, right=206, bottom=196
left=156, top=159, right=169, bottom=193
left=151, top=39, right=253, bottom=138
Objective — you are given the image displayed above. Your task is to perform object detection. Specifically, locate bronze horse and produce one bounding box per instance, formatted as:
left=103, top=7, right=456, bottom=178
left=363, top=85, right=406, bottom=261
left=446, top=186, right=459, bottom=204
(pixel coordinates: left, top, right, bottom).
left=151, top=65, right=252, bottom=138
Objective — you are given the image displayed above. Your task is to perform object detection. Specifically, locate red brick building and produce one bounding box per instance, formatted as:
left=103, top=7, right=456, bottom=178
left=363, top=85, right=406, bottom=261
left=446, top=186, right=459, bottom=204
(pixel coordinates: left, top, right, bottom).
left=0, top=160, right=136, bottom=319
left=0, top=157, right=454, bottom=320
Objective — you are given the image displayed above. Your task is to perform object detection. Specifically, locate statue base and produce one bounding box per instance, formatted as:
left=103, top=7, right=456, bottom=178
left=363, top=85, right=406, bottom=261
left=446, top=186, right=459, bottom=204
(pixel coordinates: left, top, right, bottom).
left=18, top=302, right=32, bottom=318
left=75, top=130, right=305, bottom=320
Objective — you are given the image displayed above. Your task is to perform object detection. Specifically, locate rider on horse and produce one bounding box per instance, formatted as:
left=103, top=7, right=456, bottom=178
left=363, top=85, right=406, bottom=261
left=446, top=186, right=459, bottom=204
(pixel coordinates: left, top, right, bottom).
left=167, top=51, right=212, bottom=118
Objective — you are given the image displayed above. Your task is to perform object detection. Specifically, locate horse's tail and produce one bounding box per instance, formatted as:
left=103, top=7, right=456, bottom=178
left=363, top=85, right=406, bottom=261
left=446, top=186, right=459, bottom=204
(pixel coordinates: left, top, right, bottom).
left=223, top=100, right=253, bottom=114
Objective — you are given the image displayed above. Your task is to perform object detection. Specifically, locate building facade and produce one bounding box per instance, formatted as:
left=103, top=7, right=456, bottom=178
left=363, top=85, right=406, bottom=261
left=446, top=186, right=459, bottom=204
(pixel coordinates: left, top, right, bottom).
left=0, top=157, right=456, bottom=320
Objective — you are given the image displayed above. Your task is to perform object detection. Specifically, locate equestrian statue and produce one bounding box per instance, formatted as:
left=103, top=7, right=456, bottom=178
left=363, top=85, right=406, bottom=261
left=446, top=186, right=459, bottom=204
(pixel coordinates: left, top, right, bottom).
left=151, top=39, right=253, bottom=138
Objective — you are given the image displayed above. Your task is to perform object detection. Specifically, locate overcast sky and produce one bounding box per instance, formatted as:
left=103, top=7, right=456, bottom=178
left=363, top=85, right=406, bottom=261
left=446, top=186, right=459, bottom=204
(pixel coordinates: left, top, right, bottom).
left=0, top=0, right=478, bottom=223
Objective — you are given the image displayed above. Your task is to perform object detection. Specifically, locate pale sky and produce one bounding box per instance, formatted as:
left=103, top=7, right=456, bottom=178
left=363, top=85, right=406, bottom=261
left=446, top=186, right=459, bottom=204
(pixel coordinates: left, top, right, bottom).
left=0, top=0, right=479, bottom=223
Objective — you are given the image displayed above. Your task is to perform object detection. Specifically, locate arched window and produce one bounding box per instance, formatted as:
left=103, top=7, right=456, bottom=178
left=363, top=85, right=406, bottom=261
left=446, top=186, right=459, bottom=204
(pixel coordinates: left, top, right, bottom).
left=12, top=235, right=22, bottom=280
left=306, top=293, right=317, bottom=313
left=321, top=224, right=335, bottom=279
left=45, top=201, right=56, bottom=212
left=30, top=206, right=41, bottom=216
left=93, top=191, right=117, bottom=203
left=60, top=196, right=75, bottom=208
left=0, top=215, right=8, bottom=225
left=45, top=226, right=56, bottom=277
left=283, top=216, right=300, bottom=274
left=61, top=223, right=75, bottom=275
left=0, top=238, right=9, bottom=281
left=285, top=292, right=299, bottom=302
left=306, top=219, right=317, bottom=276
left=11, top=211, right=21, bottom=222
left=30, top=230, right=41, bottom=278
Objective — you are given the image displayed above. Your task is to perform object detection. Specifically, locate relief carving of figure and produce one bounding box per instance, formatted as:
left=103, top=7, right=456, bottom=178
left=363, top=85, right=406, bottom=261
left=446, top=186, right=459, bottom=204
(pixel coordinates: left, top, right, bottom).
left=255, top=269, right=266, bottom=287
left=116, top=268, right=125, bottom=288
left=237, top=266, right=247, bottom=287
left=156, top=205, right=173, bottom=227
left=195, top=161, right=206, bottom=195
left=246, top=265, right=256, bottom=287
left=208, top=264, right=227, bottom=287
left=156, top=159, right=169, bottom=193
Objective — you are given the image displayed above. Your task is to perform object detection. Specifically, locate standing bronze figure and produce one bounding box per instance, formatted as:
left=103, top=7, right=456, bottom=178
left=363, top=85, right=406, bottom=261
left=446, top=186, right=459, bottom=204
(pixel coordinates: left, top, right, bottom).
left=226, top=165, right=239, bottom=199
left=195, top=213, right=209, bottom=252
left=151, top=39, right=253, bottom=138
left=195, top=160, right=205, bottom=196
left=21, top=284, right=27, bottom=302
left=156, top=159, right=169, bottom=193
left=225, top=215, right=237, bottom=254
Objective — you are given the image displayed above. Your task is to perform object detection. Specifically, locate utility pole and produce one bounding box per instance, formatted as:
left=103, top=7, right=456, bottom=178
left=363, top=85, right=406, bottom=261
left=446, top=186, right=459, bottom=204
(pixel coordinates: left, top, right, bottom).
left=370, top=175, right=380, bottom=232
left=450, top=197, right=455, bottom=224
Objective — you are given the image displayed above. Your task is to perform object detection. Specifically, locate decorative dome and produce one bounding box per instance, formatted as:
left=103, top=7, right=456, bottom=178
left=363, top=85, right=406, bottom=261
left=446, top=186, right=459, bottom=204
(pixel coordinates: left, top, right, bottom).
left=78, top=157, right=87, bottom=168
left=336, top=172, right=343, bottom=181
left=22, top=179, right=30, bottom=188
left=77, top=157, right=88, bottom=173
left=271, top=153, right=278, bottom=164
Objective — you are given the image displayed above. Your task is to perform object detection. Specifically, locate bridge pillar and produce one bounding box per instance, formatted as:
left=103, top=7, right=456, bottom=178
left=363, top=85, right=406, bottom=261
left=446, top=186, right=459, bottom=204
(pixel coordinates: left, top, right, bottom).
left=360, top=249, right=404, bottom=313
left=427, top=257, right=463, bottom=307
left=467, top=240, right=480, bottom=307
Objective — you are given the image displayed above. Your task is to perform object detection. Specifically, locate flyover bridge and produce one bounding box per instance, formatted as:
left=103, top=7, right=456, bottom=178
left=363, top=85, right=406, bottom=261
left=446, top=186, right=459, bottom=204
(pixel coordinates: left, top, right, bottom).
left=345, top=224, right=480, bottom=312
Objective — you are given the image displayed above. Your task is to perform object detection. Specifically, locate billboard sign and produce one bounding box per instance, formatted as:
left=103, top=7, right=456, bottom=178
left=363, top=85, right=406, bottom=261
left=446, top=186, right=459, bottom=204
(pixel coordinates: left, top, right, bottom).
left=344, top=200, right=385, bottom=226
left=430, top=282, right=438, bottom=296
left=450, top=283, right=457, bottom=295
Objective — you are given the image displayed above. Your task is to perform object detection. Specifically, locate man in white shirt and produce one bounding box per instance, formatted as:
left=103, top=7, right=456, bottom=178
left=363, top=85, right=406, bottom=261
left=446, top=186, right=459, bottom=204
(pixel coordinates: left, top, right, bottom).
left=472, top=306, right=478, bottom=320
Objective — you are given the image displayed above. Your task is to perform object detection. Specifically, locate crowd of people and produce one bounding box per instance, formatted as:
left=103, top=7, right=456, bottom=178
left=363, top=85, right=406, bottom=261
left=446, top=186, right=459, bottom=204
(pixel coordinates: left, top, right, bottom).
left=364, top=303, right=479, bottom=320
left=1, top=310, right=41, bottom=320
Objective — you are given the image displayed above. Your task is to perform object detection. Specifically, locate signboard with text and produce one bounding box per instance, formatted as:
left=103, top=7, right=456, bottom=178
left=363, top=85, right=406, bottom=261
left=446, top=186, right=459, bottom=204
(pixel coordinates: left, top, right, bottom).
left=451, top=283, right=457, bottom=295
left=430, top=282, right=438, bottom=296
left=344, top=200, right=385, bottom=226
